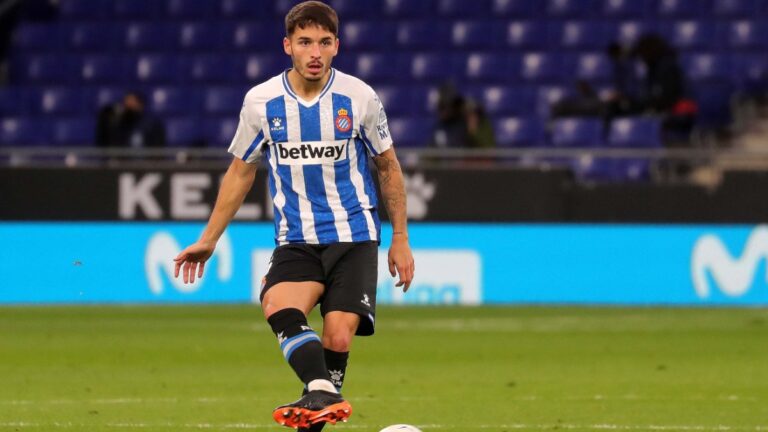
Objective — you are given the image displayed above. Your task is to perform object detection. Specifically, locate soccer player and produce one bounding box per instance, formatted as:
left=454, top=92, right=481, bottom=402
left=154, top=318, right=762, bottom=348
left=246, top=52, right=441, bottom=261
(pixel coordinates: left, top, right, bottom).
left=173, top=1, right=415, bottom=430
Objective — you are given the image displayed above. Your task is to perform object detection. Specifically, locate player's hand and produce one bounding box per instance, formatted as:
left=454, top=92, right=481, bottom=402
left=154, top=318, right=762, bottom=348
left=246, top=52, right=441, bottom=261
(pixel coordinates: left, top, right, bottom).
left=388, top=235, right=415, bottom=292
left=173, top=240, right=216, bottom=284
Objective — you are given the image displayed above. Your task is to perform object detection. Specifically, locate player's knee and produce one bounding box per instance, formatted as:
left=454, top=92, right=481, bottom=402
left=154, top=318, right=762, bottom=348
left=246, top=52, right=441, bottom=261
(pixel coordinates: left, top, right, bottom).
left=323, top=332, right=353, bottom=352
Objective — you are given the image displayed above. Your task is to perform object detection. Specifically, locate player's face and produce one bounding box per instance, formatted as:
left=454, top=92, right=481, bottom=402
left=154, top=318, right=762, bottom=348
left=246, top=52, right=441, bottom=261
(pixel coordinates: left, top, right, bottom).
left=283, top=25, right=339, bottom=82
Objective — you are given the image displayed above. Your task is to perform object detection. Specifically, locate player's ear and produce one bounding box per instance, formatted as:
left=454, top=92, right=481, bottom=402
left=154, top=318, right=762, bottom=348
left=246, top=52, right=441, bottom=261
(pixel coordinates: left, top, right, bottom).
left=333, top=37, right=339, bottom=56
left=283, top=36, right=292, bottom=55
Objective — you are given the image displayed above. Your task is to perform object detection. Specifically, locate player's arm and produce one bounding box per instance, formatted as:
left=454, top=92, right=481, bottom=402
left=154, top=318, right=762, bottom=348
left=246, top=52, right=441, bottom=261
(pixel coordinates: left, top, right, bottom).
left=373, top=148, right=415, bottom=291
left=174, top=157, right=257, bottom=283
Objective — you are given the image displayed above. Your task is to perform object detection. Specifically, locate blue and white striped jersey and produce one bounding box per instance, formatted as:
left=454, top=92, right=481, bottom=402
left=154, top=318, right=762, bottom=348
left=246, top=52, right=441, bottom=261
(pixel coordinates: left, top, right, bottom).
left=228, top=68, right=393, bottom=245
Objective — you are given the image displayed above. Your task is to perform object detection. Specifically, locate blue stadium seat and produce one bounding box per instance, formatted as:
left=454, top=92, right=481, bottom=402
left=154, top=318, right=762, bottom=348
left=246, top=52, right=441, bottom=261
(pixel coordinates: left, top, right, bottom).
left=220, top=0, right=263, bottom=18
left=601, top=0, right=649, bottom=17
left=166, top=117, right=204, bottom=147
left=551, top=21, right=610, bottom=49
left=52, top=118, right=95, bottom=146
left=188, top=55, right=244, bottom=83
left=610, top=21, right=658, bottom=45
left=386, top=117, right=433, bottom=147
left=125, top=23, right=178, bottom=51
left=166, top=0, right=219, bottom=19
left=551, top=118, right=604, bottom=147
left=150, top=87, right=202, bottom=115
left=656, top=0, right=706, bottom=17
left=397, top=22, right=451, bottom=49
left=230, top=22, right=281, bottom=51
left=12, top=23, right=62, bottom=52
left=178, top=23, right=224, bottom=50
left=575, top=158, right=651, bottom=182
left=342, top=22, right=396, bottom=50
left=537, top=85, right=571, bottom=117
left=375, top=86, right=429, bottom=116
left=205, top=87, right=244, bottom=115
left=93, top=87, right=125, bottom=111
left=113, top=0, right=164, bottom=19
left=453, top=22, right=503, bottom=49
left=482, top=87, right=537, bottom=116
left=437, top=0, right=492, bottom=16
left=15, top=55, right=78, bottom=84
left=722, top=20, right=768, bottom=49
left=693, top=83, right=734, bottom=127
left=546, top=0, right=597, bottom=17
left=661, top=21, right=716, bottom=50
left=81, top=55, right=132, bottom=84
left=243, top=54, right=284, bottom=82
left=520, top=53, right=562, bottom=83
left=506, top=21, right=548, bottom=49
left=68, top=23, right=123, bottom=51
left=713, top=0, right=760, bottom=16
left=466, top=54, right=519, bottom=83
left=683, top=53, right=732, bottom=83
left=608, top=117, right=662, bottom=147
left=0, top=88, right=34, bottom=116
left=329, top=0, right=384, bottom=18
left=59, top=0, right=108, bottom=19
left=135, top=55, right=183, bottom=84
left=572, top=53, right=612, bottom=82
left=412, top=53, right=462, bottom=82
left=495, top=117, right=546, bottom=147
left=0, top=118, right=51, bottom=146
left=204, top=118, right=239, bottom=148
left=733, top=54, right=768, bottom=90
left=493, top=0, right=544, bottom=16
left=38, top=87, right=90, bottom=115
left=383, top=0, right=435, bottom=17
left=273, top=0, right=300, bottom=17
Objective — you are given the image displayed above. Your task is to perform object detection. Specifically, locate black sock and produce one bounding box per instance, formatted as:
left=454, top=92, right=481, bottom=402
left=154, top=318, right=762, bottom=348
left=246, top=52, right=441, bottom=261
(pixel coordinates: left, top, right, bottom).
left=305, top=349, right=350, bottom=432
left=267, top=308, right=330, bottom=385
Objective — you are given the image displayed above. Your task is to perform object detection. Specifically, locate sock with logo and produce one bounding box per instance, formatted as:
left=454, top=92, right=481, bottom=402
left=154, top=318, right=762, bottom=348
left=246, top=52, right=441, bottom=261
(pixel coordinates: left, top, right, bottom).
left=267, top=308, right=335, bottom=391
left=303, top=349, right=350, bottom=432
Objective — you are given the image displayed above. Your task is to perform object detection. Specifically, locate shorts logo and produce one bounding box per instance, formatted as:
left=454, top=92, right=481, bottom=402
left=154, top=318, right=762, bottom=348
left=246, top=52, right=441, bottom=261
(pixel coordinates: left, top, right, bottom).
left=335, top=108, right=352, bottom=133
left=361, top=294, right=371, bottom=307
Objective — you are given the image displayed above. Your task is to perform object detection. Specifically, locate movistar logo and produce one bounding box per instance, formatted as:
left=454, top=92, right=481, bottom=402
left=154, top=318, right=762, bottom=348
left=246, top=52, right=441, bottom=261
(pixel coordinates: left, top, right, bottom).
left=145, top=231, right=233, bottom=294
left=691, top=225, right=768, bottom=298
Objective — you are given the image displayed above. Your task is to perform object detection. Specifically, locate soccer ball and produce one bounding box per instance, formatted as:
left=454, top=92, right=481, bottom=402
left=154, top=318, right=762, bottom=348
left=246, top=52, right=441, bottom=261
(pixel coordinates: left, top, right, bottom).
left=379, top=426, right=422, bottom=432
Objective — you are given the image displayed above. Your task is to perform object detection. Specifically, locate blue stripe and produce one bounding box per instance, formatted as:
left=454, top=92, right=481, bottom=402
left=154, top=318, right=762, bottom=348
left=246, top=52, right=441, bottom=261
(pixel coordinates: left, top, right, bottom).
left=242, top=130, right=264, bottom=161
left=332, top=94, right=367, bottom=241
left=318, top=69, right=336, bottom=100
left=281, top=71, right=297, bottom=100
left=266, top=96, right=301, bottom=242
left=356, top=139, right=380, bottom=241
left=332, top=93, right=354, bottom=140
left=265, top=147, right=282, bottom=245
left=299, top=103, right=338, bottom=244
left=282, top=332, right=321, bottom=361
left=359, top=127, right=379, bottom=156
left=266, top=96, right=288, bottom=143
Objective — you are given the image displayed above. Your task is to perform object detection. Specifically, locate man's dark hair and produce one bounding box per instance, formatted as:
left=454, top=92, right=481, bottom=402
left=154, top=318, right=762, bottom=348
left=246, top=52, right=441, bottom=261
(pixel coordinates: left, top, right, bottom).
left=285, top=1, right=338, bottom=37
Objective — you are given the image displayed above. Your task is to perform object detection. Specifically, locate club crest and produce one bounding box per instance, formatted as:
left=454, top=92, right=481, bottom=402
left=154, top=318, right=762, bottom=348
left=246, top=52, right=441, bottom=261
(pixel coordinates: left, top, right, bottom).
left=335, top=108, right=352, bottom=133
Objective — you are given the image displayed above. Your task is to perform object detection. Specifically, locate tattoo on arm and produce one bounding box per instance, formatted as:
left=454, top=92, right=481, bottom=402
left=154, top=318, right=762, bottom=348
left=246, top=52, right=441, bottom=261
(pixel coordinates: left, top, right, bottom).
left=374, top=154, right=407, bottom=231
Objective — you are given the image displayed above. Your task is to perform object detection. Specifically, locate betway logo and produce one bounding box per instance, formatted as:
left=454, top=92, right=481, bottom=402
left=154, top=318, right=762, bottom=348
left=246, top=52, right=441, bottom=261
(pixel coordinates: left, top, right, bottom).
left=691, top=225, right=768, bottom=298
left=277, top=140, right=348, bottom=166
left=145, top=231, right=233, bottom=294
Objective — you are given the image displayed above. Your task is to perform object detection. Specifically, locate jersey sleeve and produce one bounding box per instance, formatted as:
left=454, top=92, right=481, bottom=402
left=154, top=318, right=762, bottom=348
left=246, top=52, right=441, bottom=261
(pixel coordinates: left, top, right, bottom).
left=360, top=89, right=393, bottom=156
left=227, top=95, right=267, bottom=164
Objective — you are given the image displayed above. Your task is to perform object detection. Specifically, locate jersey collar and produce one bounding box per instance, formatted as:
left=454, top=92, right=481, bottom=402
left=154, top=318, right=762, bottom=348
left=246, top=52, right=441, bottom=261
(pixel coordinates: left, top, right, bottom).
left=282, top=68, right=336, bottom=107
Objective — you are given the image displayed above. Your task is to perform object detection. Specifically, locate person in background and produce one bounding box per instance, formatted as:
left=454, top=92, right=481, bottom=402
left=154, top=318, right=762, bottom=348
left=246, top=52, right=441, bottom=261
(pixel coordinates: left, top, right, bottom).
left=96, top=91, right=166, bottom=148
left=432, top=82, right=469, bottom=148
left=465, top=98, right=496, bottom=149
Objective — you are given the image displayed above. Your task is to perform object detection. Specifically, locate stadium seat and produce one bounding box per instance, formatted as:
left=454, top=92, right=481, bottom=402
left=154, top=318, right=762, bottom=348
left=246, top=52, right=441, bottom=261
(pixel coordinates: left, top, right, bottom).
left=481, top=87, right=537, bottom=116
left=551, top=118, right=604, bottom=147
left=178, top=23, right=224, bottom=51
left=125, top=23, right=178, bottom=51
left=93, top=87, right=125, bottom=111
left=58, top=0, right=108, bottom=19
left=383, top=0, right=435, bottom=18
left=52, top=118, right=96, bottom=146
left=204, top=118, right=239, bottom=148
left=682, top=53, right=732, bottom=83
left=113, top=0, right=164, bottom=19
left=329, top=0, right=384, bottom=18
left=0, top=118, right=51, bottom=146
left=722, top=20, right=768, bottom=49
left=607, top=117, right=662, bottom=147
left=166, top=0, right=219, bottom=19
left=656, top=0, right=704, bottom=17
left=551, top=21, right=610, bottom=49
left=732, top=54, right=768, bottom=90
left=12, top=23, right=62, bottom=52
left=67, top=23, right=123, bottom=51
left=537, top=85, right=571, bottom=117
left=452, top=21, right=503, bottom=49
left=466, top=53, right=519, bottom=83
left=342, top=22, right=396, bottom=50
left=386, top=117, right=433, bottom=147
left=546, top=0, right=597, bottom=17
left=188, top=55, right=244, bottom=84
left=15, top=55, right=78, bottom=84
left=0, top=88, right=33, bottom=116
left=520, top=53, right=562, bottom=83
left=601, top=0, right=650, bottom=17
left=230, top=22, right=281, bottom=51
left=412, top=53, right=462, bottom=82
left=713, top=0, right=759, bottom=16
left=166, top=117, right=205, bottom=147
left=493, top=0, right=543, bottom=16
left=243, top=54, right=285, bottom=82
left=150, top=87, right=203, bottom=115
left=692, top=83, right=734, bottom=127
left=495, top=117, right=546, bottom=147
left=205, top=87, right=244, bottom=115
left=135, top=55, right=184, bottom=84
left=81, top=55, right=132, bottom=84
left=575, top=157, right=651, bottom=182
left=220, top=0, right=263, bottom=18
left=661, top=21, right=716, bottom=50
left=611, top=21, right=657, bottom=45
left=506, top=21, right=548, bottom=49
left=38, top=87, right=90, bottom=115
left=572, top=53, right=612, bottom=82
left=397, top=22, right=451, bottom=49
left=437, top=0, right=493, bottom=17
left=375, top=86, right=425, bottom=116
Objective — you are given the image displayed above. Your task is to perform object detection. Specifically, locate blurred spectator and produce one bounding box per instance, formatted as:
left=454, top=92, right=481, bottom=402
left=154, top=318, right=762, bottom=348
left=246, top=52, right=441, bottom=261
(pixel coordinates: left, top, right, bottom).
left=432, top=83, right=469, bottom=148
left=632, top=34, right=686, bottom=113
left=551, top=80, right=604, bottom=118
left=603, top=42, right=642, bottom=117
left=96, top=91, right=166, bottom=148
left=465, top=99, right=496, bottom=148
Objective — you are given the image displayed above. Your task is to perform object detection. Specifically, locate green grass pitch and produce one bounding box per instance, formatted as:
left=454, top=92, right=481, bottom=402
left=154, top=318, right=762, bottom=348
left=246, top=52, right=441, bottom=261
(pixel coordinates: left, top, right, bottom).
left=1, top=306, right=767, bottom=431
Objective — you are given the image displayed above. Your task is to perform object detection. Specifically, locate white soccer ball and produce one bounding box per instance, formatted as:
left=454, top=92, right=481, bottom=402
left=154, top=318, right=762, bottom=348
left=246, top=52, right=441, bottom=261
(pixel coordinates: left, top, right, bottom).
left=379, top=425, right=422, bottom=432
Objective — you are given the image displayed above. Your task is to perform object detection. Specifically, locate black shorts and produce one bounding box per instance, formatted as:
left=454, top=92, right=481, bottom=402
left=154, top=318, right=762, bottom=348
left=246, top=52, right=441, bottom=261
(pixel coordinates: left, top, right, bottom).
left=261, top=241, right=378, bottom=336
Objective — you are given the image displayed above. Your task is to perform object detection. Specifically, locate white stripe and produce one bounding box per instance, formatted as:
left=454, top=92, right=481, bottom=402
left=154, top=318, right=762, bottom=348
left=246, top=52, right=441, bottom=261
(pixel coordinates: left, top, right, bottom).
left=285, top=99, right=317, bottom=243
left=281, top=333, right=320, bottom=358
left=267, top=148, right=289, bottom=245
left=347, top=140, right=377, bottom=240
left=320, top=96, right=353, bottom=241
